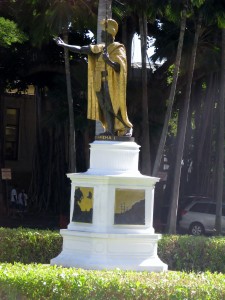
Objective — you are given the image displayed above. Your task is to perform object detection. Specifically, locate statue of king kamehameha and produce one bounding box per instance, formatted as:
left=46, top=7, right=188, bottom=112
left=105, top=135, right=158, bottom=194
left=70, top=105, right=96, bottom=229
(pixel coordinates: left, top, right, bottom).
left=55, top=19, right=133, bottom=137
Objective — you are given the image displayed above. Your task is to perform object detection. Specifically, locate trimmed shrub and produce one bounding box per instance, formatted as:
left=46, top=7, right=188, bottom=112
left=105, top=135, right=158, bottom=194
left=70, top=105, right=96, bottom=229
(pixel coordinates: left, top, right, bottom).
left=158, top=235, right=225, bottom=273
left=0, top=227, right=62, bottom=264
left=1, top=228, right=225, bottom=273
left=0, top=263, right=225, bottom=300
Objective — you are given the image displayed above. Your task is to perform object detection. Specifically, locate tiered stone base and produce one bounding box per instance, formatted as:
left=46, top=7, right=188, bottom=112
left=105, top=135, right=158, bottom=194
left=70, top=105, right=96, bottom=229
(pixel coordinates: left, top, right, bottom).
left=50, top=141, right=167, bottom=272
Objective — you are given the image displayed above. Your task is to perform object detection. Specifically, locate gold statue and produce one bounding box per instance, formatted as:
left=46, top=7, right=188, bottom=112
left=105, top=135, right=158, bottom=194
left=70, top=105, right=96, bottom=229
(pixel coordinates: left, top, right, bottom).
left=55, top=19, right=133, bottom=136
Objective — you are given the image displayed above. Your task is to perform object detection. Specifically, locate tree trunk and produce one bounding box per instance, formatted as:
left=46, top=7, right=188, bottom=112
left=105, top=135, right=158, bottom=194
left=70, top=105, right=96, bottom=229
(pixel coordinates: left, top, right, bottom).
left=0, top=95, right=6, bottom=214
left=152, top=7, right=187, bottom=177
left=63, top=30, right=76, bottom=173
left=215, top=28, right=225, bottom=234
left=29, top=87, right=69, bottom=214
left=95, top=0, right=112, bottom=135
left=194, top=75, right=215, bottom=195
left=167, top=12, right=202, bottom=234
left=97, top=0, right=112, bottom=43
left=139, top=11, right=151, bottom=175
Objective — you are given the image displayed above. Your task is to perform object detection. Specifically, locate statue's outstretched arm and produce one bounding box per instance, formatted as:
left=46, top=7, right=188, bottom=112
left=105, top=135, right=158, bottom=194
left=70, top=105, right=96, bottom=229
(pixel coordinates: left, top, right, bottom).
left=54, top=37, right=91, bottom=54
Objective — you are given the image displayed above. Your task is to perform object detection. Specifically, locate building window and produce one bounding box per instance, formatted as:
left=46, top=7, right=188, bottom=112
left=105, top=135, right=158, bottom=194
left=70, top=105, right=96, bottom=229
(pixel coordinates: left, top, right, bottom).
left=5, top=108, right=20, bottom=160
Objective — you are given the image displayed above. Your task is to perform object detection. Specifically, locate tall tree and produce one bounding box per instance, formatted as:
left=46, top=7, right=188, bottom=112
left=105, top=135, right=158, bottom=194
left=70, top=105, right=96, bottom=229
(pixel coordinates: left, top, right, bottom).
left=97, top=0, right=112, bottom=43
left=215, top=28, right=225, bottom=234
left=0, top=15, right=27, bottom=214
left=139, top=4, right=151, bottom=175
left=95, top=0, right=112, bottom=135
left=123, top=0, right=154, bottom=175
left=167, top=7, right=203, bottom=234
left=152, top=2, right=187, bottom=177
left=10, top=0, right=95, bottom=214
left=43, top=0, right=93, bottom=172
left=14, top=0, right=95, bottom=172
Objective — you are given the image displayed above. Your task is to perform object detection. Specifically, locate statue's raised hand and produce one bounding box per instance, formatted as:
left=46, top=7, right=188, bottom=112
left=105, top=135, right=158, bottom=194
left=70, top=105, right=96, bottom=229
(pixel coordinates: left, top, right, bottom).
left=54, top=37, right=65, bottom=47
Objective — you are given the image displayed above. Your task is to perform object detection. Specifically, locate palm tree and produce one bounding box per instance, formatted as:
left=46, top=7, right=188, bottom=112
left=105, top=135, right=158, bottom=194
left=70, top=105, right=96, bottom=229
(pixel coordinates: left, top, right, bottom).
left=97, top=0, right=112, bottom=43
left=167, top=9, right=203, bottom=233
left=11, top=0, right=95, bottom=214
left=14, top=0, right=95, bottom=172
left=123, top=0, right=154, bottom=175
left=215, top=28, right=225, bottom=234
left=139, top=5, right=151, bottom=175
left=62, top=28, right=76, bottom=172
left=95, top=0, right=112, bottom=135
left=152, top=2, right=188, bottom=177
left=47, top=0, right=95, bottom=172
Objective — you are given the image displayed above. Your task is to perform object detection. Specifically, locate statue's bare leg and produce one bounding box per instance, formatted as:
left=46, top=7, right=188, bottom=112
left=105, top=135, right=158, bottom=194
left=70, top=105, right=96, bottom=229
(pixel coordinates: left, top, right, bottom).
left=114, top=110, right=133, bottom=137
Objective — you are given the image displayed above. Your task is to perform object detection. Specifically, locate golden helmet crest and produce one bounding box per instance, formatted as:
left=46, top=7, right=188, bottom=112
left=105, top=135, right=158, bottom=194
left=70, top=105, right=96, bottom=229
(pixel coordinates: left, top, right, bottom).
left=100, top=19, right=118, bottom=37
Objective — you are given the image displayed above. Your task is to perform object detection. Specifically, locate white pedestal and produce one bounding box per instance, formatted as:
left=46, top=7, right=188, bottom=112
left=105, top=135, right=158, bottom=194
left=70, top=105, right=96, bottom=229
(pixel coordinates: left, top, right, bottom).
left=51, top=141, right=167, bottom=272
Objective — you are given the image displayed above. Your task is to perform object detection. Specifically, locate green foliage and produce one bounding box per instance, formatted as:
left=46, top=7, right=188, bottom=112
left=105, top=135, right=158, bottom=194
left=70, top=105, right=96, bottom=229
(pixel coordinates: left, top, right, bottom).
left=158, top=235, right=225, bottom=273
left=165, top=4, right=179, bottom=23
left=191, top=0, right=205, bottom=9
left=1, top=229, right=225, bottom=298
left=217, top=13, right=225, bottom=28
left=2, top=228, right=225, bottom=274
left=168, top=110, right=178, bottom=137
left=0, top=17, right=27, bottom=47
left=1, top=264, right=225, bottom=299
left=14, top=0, right=96, bottom=46
left=167, top=64, right=175, bottom=85
left=0, top=228, right=62, bottom=264
left=202, top=81, right=207, bottom=90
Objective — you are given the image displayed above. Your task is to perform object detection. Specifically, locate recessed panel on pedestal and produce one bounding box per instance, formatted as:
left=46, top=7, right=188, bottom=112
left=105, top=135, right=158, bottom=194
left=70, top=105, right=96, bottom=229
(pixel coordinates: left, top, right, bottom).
left=114, top=189, right=145, bottom=225
left=72, top=187, right=93, bottom=223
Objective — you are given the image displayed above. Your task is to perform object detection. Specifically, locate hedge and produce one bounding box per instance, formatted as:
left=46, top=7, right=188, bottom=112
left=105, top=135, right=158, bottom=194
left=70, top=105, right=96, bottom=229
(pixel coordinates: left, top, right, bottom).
left=0, top=227, right=62, bottom=264
left=158, top=235, right=225, bottom=272
left=1, top=263, right=225, bottom=300
left=1, top=227, right=225, bottom=272
left=1, top=228, right=225, bottom=299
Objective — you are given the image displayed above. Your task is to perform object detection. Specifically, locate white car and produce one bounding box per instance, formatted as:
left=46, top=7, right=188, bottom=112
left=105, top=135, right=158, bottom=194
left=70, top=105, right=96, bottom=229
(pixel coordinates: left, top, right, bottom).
left=179, top=201, right=225, bottom=235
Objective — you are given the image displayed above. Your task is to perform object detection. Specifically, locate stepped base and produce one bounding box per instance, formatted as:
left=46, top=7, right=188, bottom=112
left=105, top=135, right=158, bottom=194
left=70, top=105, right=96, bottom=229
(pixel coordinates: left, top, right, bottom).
left=50, top=141, right=168, bottom=272
left=51, top=230, right=167, bottom=271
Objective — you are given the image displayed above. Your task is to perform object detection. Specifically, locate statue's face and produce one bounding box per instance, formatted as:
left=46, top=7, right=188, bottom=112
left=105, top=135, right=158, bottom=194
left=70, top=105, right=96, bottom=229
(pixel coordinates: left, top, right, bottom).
left=101, top=30, right=107, bottom=42
left=101, top=30, right=112, bottom=43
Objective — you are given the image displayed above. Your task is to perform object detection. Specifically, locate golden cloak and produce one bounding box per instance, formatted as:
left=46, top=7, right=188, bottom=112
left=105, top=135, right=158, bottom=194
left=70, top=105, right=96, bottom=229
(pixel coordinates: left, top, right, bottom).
left=87, top=42, right=132, bottom=132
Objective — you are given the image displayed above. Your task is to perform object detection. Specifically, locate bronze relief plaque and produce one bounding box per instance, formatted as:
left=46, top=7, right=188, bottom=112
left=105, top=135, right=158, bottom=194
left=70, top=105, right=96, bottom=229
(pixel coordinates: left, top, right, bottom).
left=72, top=187, right=93, bottom=223
left=114, top=189, right=145, bottom=225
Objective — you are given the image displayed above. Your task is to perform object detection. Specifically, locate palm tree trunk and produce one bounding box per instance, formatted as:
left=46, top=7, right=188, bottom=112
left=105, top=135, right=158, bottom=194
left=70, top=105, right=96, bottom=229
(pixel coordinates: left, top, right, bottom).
left=139, top=11, right=151, bottom=175
left=215, top=28, right=225, bottom=234
left=0, top=95, right=6, bottom=213
left=167, top=12, right=202, bottom=234
left=95, top=0, right=112, bottom=135
left=97, top=0, right=112, bottom=43
left=152, top=7, right=187, bottom=177
left=63, top=30, right=76, bottom=173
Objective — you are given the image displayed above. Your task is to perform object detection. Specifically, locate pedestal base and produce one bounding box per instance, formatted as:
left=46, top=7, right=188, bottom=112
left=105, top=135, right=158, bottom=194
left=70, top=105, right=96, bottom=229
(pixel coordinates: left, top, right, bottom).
left=51, top=141, right=168, bottom=272
left=51, top=230, right=167, bottom=272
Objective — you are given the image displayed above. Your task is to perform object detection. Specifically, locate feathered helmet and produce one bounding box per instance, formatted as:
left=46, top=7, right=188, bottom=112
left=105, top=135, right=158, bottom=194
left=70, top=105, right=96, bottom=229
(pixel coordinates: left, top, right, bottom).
left=100, top=19, right=118, bottom=37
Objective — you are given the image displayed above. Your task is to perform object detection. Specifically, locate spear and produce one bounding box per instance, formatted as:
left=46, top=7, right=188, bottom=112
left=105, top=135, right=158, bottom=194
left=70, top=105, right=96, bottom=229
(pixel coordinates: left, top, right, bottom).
left=104, top=0, right=108, bottom=78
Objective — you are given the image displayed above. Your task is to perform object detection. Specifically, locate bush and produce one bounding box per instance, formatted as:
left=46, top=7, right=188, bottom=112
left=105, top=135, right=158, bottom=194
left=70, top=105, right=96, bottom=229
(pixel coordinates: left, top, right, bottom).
left=158, top=235, right=225, bottom=273
left=0, top=227, right=62, bottom=264
left=1, top=227, right=225, bottom=273
left=1, top=229, right=225, bottom=299
left=0, top=263, right=225, bottom=300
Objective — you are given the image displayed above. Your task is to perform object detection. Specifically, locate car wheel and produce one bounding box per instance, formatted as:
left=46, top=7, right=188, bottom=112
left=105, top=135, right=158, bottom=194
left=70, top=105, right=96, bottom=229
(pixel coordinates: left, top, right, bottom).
left=189, top=222, right=205, bottom=236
